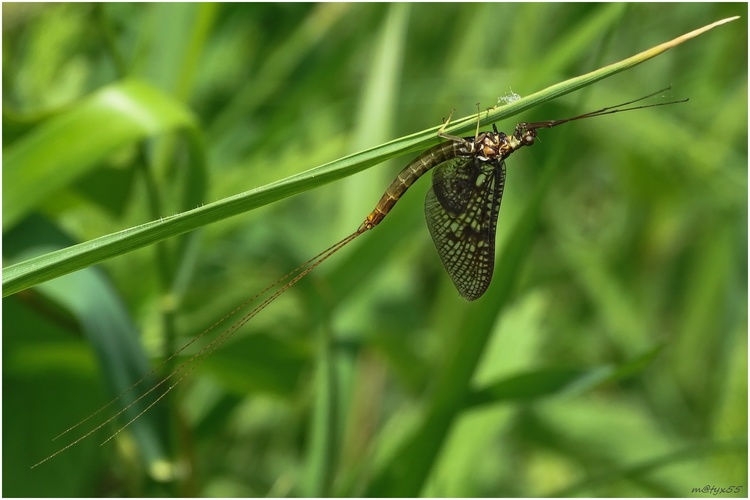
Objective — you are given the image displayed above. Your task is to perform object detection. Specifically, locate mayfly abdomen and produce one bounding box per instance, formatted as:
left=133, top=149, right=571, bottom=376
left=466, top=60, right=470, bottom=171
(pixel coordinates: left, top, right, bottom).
left=360, top=140, right=468, bottom=231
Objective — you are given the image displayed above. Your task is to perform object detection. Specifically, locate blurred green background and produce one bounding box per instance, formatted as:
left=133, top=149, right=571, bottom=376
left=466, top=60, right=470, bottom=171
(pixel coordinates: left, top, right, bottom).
left=3, top=3, right=747, bottom=497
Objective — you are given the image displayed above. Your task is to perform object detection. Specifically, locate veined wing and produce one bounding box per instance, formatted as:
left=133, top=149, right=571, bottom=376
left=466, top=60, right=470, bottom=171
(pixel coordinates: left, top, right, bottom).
left=424, top=157, right=506, bottom=301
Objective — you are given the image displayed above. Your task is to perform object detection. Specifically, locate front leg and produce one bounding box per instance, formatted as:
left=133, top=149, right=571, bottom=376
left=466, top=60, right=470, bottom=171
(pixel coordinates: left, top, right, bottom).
left=438, top=105, right=482, bottom=144
left=437, top=108, right=467, bottom=144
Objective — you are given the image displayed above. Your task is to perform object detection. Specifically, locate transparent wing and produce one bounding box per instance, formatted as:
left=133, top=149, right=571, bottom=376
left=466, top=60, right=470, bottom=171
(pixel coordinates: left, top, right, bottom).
left=424, top=157, right=506, bottom=301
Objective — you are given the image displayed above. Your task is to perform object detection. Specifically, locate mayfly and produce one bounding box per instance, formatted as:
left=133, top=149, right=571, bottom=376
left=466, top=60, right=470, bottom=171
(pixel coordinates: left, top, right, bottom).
left=33, top=87, right=686, bottom=468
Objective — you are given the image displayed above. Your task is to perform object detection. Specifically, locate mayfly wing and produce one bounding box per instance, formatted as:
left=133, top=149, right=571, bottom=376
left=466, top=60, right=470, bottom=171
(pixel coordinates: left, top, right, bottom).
left=428, top=155, right=477, bottom=216
left=425, top=156, right=506, bottom=301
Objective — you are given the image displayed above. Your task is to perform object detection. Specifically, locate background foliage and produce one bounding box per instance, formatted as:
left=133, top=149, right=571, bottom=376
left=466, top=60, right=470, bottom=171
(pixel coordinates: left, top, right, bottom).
left=3, top=3, right=747, bottom=497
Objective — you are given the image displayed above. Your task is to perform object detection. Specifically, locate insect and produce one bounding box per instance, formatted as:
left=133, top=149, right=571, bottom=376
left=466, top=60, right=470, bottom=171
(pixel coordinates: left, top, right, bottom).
left=361, top=86, right=687, bottom=299
left=33, top=87, right=686, bottom=468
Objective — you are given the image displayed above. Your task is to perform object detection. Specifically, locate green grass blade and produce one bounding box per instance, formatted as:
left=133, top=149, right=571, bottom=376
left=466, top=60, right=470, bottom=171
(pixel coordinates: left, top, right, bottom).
left=466, top=346, right=662, bottom=408
left=2, top=16, right=739, bottom=298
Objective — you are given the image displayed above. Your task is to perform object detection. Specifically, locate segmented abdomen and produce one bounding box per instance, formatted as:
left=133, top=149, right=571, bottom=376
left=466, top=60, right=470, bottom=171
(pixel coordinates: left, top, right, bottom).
left=360, top=140, right=467, bottom=231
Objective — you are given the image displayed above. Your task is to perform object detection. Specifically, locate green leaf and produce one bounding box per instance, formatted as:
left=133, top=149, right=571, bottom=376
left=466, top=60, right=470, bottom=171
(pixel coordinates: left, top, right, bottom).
left=2, top=79, right=199, bottom=230
left=6, top=215, right=169, bottom=475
